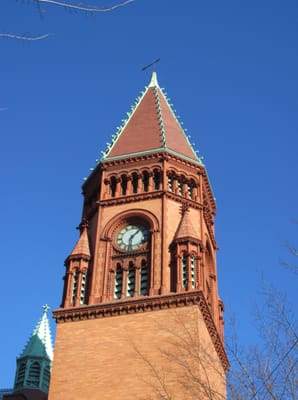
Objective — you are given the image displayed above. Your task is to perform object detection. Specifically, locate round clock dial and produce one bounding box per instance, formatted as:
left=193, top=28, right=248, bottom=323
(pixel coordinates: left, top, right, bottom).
left=117, top=224, right=149, bottom=251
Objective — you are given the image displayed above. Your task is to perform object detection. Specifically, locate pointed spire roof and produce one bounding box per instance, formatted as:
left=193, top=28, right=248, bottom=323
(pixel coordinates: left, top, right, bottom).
left=103, top=72, right=200, bottom=163
left=20, top=305, right=53, bottom=361
left=175, top=208, right=200, bottom=241
left=70, top=226, right=90, bottom=258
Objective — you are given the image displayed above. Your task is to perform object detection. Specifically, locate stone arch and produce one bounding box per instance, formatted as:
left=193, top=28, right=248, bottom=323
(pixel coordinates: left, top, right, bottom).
left=101, top=209, right=160, bottom=241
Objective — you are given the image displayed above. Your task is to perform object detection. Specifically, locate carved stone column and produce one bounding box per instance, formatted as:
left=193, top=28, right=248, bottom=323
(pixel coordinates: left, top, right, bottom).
left=122, top=265, right=128, bottom=298
left=134, top=264, right=141, bottom=296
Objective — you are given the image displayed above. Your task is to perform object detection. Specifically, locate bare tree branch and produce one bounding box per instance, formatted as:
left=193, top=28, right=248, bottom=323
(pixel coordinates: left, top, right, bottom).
left=0, top=1, right=135, bottom=42
left=280, top=223, right=298, bottom=274
left=33, top=0, right=135, bottom=13
left=0, top=33, right=52, bottom=41
left=280, top=241, right=298, bottom=274
left=132, top=308, right=227, bottom=400
left=228, top=281, right=298, bottom=400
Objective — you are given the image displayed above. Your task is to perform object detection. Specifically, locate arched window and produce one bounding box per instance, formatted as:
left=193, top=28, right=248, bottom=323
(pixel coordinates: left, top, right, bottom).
left=132, top=173, right=138, bottom=194
left=188, top=179, right=196, bottom=200
left=28, top=361, right=40, bottom=387
left=121, top=175, right=127, bottom=196
left=71, top=270, right=78, bottom=305
left=168, top=175, right=173, bottom=191
left=15, top=362, right=26, bottom=387
left=177, top=178, right=183, bottom=195
left=127, top=262, right=135, bottom=297
left=205, top=243, right=214, bottom=277
left=153, top=169, right=161, bottom=190
left=182, top=253, right=187, bottom=288
left=80, top=271, right=87, bottom=305
left=114, top=264, right=123, bottom=299
left=191, top=254, right=196, bottom=288
left=110, top=176, right=117, bottom=197
left=43, top=365, right=51, bottom=390
left=205, top=243, right=214, bottom=309
left=143, top=171, right=149, bottom=192
left=140, top=260, right=149, bottom=295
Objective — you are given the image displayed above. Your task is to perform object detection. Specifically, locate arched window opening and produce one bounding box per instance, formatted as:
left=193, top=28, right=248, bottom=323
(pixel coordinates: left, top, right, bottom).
left=127, top=262, right=135, bottom=297
left=143, top=171, right=149, bottom=192
left=187, top=184, right=192, bottom=199
left=168, top=175, right=173, bottom=192
left=177, top=178, right=183, bottom=195
left=15, top=362, right=26, bottom=387
left=153, top=170, right=161, bottom=190
left=140, top=260, right=149, bottom=295
left=205, top=243, right=214, bottom=277
left=121, top=175, right=127, bottom=196
left=80, top=271, right=87, bottom=305
left=191, top=254, right=196, bottom=288
left=180, top=176, right=186, bottom=196
left=110, top=176, right=117, bottom=197
left=28, top=361, right=40, bottom=387
left=43, top=366, right=51, bottom=390
left=182, top=253, right=187, bottom=288
left=114, top=264, right=123, bottom=299
left=188, top=179, right=196, bottom=200
left=132, top=173, right=138, bottom=194
left=205, top=243, right=214, bottom=310
left=71, top=270, right=78, bottom=305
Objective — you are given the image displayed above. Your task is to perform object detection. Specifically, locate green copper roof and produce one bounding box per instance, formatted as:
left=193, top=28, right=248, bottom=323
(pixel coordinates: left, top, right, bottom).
left=19, top=305, right=53, bottom=361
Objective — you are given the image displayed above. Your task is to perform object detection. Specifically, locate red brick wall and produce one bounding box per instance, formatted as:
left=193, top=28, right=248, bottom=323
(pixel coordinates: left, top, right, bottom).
left=49, top=305, right=226, bottom=400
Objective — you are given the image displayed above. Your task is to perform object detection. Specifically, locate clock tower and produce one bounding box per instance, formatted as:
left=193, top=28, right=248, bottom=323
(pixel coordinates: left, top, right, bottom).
left=48, top=72, right=228, bottom=400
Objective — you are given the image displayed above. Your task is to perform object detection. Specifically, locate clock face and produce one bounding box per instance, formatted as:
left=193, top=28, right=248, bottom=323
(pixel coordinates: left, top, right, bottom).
left=116, top=224, right=149, bottom=251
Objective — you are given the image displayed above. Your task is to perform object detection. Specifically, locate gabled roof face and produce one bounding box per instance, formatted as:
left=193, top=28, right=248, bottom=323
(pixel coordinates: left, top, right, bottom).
left=19, top=306, right=53, bottom=361
left=104, top=72, right=200, bottom=163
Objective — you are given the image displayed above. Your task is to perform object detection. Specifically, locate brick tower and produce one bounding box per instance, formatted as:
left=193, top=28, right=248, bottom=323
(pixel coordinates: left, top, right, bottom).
left=48, top=72, right=228, bottom=400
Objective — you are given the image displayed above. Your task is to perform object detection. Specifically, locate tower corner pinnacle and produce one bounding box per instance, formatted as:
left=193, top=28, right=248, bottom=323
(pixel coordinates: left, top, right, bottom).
left=148, top=71, right=159, bottom=88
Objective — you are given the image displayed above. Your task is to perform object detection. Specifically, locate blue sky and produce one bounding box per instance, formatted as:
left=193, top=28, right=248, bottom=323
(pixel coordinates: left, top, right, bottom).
left=1, top=0, right=297, bottom=388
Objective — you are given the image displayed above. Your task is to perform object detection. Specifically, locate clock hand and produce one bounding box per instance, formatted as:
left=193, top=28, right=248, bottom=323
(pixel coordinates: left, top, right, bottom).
left=129, top=229, right=140, bottom=242
left=127, top=229, right=141, bottom=250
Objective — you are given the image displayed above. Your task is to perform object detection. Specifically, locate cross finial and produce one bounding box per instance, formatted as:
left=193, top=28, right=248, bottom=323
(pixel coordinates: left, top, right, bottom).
left=43, top=304, right=50, bottom=314
left=141, top=58, right=160, bottom=72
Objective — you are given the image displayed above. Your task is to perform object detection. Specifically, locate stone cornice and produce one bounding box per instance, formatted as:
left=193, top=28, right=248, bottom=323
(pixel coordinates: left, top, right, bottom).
left=98, top=191, right=164, bottom=207
left=101, top=151, right=204, bottom=171
left=53, top=291, right=229, bottom=371
left=98, top=190, right=204, bottom=210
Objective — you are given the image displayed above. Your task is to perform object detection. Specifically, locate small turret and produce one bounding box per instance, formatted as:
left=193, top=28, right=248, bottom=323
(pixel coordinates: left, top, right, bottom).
left=12, top=306, right=53, bottom=399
